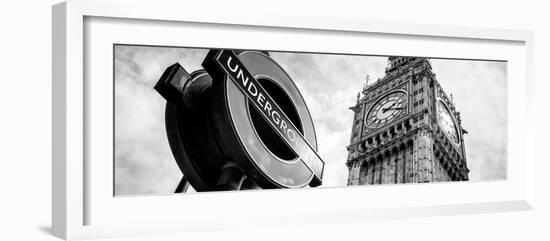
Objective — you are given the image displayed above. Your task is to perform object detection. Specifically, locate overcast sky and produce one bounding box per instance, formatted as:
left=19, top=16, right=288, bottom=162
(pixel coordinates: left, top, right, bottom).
left=114, top=45, right=507, bottom=195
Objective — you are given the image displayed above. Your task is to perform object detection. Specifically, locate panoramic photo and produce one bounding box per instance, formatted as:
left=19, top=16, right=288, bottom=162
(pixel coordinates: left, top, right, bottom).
left=113, top=45, right=507, bottom=195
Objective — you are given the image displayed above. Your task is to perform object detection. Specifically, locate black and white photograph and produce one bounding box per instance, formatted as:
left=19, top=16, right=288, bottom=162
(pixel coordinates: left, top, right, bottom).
left=114, top=45, right=507, bottom=195
left=4, top=0, right=549, bottom=240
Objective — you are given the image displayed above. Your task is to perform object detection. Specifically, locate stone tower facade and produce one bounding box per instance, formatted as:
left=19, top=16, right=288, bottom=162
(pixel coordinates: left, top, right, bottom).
left=346, top=57, right=469, bottom=186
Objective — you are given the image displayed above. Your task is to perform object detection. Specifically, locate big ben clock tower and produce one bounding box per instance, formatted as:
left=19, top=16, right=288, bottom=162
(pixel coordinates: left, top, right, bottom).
left=346, top=57, right=469, bottom=185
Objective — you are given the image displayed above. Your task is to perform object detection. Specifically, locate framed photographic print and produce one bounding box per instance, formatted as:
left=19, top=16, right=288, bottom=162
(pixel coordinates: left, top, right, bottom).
left=52, top=0, right=535, bottom=240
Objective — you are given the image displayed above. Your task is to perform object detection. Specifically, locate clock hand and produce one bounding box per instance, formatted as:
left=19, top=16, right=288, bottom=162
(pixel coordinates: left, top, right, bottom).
left=382, top=107, right=403, bottom=113
left=386, top=101, right=398, bottom=109
left=380, top=101, right=398, bottom=113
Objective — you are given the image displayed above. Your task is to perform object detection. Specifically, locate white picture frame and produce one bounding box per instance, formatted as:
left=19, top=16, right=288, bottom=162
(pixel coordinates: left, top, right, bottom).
left=52, top=0, right=535, bottom=240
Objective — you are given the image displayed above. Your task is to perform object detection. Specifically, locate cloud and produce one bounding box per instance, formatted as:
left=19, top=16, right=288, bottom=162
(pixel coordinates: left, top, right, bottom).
left=431, top=59, right=507, bottom=180
left=114, top=47, right=507, bottom=195
left=114, top=45, right=208, bottom=195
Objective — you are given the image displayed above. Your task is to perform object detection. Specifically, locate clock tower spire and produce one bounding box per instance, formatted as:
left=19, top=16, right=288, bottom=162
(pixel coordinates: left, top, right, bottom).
left=346, top=57, right=469, bottom=185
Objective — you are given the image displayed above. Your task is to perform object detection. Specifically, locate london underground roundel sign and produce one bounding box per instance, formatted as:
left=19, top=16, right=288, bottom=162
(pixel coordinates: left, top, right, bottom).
left=155, top=49, right=324, bottom=191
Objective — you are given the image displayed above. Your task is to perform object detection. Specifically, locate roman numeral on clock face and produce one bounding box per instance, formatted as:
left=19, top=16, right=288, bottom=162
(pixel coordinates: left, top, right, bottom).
left=365, top=91, right=408, bottom=128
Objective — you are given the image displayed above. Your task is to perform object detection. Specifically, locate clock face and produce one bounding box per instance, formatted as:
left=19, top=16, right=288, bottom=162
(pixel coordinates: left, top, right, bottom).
left=365, top=91, right=408, bottom=128
left=437, top=100, right=460, bottom=144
